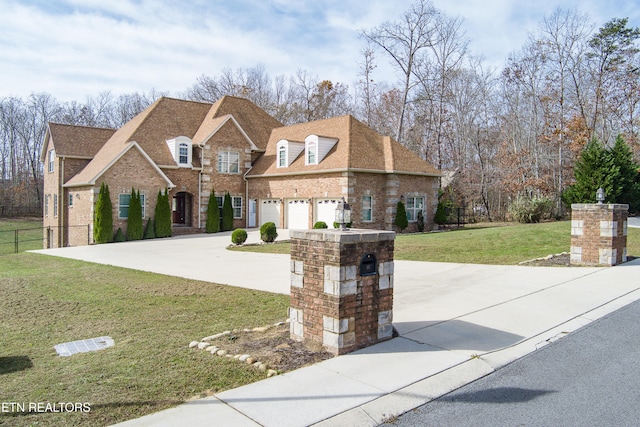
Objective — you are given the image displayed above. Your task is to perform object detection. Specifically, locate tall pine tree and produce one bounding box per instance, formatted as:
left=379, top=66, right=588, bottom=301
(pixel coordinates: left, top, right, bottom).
left=563, top=136, right=640, bottom=212
left=94, top=182, right=113, bottom=244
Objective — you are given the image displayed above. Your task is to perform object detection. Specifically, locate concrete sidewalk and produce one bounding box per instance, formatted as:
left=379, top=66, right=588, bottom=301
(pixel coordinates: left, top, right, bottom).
left=34, top=232, right=640, bottom=426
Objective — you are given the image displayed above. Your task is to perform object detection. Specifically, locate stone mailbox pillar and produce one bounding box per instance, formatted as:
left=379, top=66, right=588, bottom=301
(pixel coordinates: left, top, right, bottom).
left=289, top=229, right=395, bottom=355
left=570, top=203, right=628, bottom=266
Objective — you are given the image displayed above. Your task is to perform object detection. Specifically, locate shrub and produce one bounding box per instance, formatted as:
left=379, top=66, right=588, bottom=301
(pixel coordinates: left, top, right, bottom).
left=126, top=188, right=143, bottom=241
left=205, top=189, right=220, bottom=233
left=94, top=182, right=113, bottom=244
left=222, top=192, right=234, bottom=231
left=313, top=221, right=328, bottom=229
left=417, top=210, right=425, bottom=232
left=260, top=222, right=278, bottom=243
left=231, top=228, right=248, bottom=245
left=143, top=218, right=155, bottom=239
left=154, top=189, right=172, bottom=238
left=333, top=221, right=352, bottom=229
left=434, top=202, right=447, bottom=226
left=508, top=196, right=554, bottom=223
left=113, top=227, right=126, bottom=242
left=395, top=200, right=408, bottom=232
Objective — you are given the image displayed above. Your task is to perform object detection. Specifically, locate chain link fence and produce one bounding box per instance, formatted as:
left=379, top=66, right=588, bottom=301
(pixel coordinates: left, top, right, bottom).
left=0, top=225, right=91, bottom=255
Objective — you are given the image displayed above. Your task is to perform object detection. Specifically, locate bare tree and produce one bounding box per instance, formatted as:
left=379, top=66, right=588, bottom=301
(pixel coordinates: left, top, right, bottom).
left=361, top=0, right=439, bottom=143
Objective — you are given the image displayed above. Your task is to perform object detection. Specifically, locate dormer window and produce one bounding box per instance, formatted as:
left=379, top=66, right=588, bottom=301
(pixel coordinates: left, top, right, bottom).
left=278, top=144, right=287, bottom=167
left=304, top=135, right=338, bottom=165
left=276, top=139, right=304, bottom=168
left=306, top=141, right=317, bottom=165
left=166, top=136, right=192, bottom=167
left=179, top=143, right=189, bottom=164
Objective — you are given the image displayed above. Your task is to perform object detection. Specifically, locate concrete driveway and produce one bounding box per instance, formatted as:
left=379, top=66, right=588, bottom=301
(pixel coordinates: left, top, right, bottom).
left=34, top=228, right=610, bottom=332
left=34, top=229, right=640, bottom=426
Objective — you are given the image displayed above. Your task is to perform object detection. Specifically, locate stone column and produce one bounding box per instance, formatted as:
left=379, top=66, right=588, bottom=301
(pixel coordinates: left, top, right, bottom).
left=570, top=203, right=628, bottom=266
left=289, top=229, right=395, bottom=355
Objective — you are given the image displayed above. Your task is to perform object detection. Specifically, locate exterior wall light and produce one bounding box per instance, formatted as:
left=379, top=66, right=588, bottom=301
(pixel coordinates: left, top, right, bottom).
left=335, top=197, right=351, bottom=230
left=596, top=187, right=605, bottom=204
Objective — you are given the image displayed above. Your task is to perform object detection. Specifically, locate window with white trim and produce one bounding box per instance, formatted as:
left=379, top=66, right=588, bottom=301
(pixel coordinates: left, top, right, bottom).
left=405, top=196, right=424, bottom=222
left=119, top=193, right=146, bottom=219
left=306, top=141, right=317, bottom=165
left=48, top=150, right=55, bottom=173
left=178, top=143, right=189, bottom=165
left=233, top=197, right=243, bottom=218
left=218, top=151, right=240, bottom=174
left=362, top=195, right=373, bottom=222
left=216, top=195, right=243, bottom=219
left=278, top=145, right=286, bottom=167
left=44, top=195, right=49, bottom=217
left=53, top=194, right=58, bottom=218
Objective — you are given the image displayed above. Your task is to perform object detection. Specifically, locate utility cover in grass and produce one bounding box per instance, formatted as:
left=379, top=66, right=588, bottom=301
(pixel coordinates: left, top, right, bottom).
left=54, top=336, right=114, bottom=357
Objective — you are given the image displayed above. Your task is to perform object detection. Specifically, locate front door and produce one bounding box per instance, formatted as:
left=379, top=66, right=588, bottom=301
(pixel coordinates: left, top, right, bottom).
left=173, top=192, right=187, bottom=224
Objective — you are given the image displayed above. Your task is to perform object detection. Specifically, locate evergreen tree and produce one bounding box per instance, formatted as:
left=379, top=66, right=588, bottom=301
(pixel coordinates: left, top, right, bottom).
left=221, top=192, right=234, bottom=231
left=609, top=135, right=640, bottom=212
left=143, top=218, right=155, bottom=239
left=94, top=182, right=113, bottom=244
left=562, top=136, right=640, bottom=212
left=127, top=188, right=143, bottom=241
left=395, top=200, right=408, bottom=232
left=205, top=189, right=220, bottom=233
left=154, top=189, right=172, bottom=238
left=434, top=202, right=447, bottom=226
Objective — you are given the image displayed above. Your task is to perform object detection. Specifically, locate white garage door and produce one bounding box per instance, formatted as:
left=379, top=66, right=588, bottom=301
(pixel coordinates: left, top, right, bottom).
left=315, top=199, right=340, bottom=228
left=286, top=199, right=310, bottom=229
left=259, top=199, right=281, bottom=227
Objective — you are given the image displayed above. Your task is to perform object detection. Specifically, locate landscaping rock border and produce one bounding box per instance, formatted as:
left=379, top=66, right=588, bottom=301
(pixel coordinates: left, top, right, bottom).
left=188, top=320, right=292, bottom=377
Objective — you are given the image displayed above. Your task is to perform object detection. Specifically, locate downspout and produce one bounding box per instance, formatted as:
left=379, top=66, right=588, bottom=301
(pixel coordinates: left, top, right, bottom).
left=198, top=145, right=203, bottom=229
left=243, top=165, right=253, bottom=227
left=59, top=156, right=64, bottom=247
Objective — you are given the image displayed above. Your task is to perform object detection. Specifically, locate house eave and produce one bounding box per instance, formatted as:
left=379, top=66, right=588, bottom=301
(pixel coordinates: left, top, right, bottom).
left=246, top=168, right=442, bottom=178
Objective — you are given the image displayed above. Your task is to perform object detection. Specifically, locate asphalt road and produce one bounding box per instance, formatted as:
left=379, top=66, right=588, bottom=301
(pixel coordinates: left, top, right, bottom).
left=385, top=298, right=640, bottom=427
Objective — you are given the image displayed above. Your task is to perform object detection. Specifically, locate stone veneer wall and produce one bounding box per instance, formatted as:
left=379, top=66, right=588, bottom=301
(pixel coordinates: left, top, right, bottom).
left=570, top=203, right=628, bottom=266
left=289, top=229, right=395, bottom=355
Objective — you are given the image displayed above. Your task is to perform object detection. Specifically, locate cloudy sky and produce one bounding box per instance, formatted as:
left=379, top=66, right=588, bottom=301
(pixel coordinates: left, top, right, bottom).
left=1, top=0, right=638, bottom=102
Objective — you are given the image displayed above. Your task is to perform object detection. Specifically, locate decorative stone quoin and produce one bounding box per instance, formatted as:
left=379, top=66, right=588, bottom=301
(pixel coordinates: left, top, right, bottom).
left=289, top=229, right=395, bottom=355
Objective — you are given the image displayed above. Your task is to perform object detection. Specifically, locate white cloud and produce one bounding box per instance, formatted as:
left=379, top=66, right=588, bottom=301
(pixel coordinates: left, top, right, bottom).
left=0, top=0, right=638, bottom=102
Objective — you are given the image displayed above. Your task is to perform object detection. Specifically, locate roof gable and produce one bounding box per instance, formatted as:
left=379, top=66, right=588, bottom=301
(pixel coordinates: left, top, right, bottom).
left=192, top=96, right=282, bottom=151
left=41, top=123, right=115, bottom=162
left=65, top=142, right=173, bottom=188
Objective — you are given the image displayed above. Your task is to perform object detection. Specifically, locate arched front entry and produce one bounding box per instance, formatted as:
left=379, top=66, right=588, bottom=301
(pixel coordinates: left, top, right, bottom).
left=172, top=192, right=192, bottom=226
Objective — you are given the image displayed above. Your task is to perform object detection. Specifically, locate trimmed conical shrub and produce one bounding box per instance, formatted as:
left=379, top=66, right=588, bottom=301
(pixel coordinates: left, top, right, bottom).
left=154, top=189, right=172, bottom=238
left=94, top=182, right=113, bottom=244
left=127, top=188, right=143, bottom=241
left=395, top=200, right=408, bottom=232
left=206, top=189, right=220, bottom=233
left=143, top=218, right=155, bottom=239
left=221, top=192, right=234, bottom=231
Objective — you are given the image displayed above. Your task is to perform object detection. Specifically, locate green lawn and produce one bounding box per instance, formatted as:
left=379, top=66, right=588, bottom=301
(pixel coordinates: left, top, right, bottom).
left=230, top=221, right=640, bottom=264
left=2, top=219, right=639, bottom=426
left=0, top=253, right=289, bottom=427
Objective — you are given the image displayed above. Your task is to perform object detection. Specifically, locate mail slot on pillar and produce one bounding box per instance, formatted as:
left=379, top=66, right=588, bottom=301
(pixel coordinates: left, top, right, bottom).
left=360, top=253, right=377, bottom=276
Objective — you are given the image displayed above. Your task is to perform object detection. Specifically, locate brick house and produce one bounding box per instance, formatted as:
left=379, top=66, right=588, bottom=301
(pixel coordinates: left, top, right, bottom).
left=41, top=96, right=440, bottom=247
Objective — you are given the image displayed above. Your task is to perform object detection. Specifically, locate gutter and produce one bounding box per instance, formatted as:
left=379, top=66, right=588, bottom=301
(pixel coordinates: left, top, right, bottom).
left=245, top=168, right=442, bottom=179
